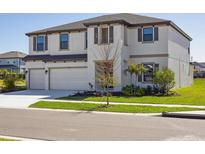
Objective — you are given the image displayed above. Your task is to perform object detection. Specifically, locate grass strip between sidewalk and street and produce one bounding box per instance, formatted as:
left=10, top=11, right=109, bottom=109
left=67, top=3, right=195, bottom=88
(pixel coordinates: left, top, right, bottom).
left=29, top=101, right=205, bottom=113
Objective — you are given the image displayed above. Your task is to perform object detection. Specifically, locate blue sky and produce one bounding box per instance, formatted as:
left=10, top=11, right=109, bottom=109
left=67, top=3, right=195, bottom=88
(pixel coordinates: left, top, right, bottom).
left=0, top=13, right=204, bottom=62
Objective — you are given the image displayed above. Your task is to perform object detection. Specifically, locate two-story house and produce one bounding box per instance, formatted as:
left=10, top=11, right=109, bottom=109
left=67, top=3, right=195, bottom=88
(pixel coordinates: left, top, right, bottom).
left=0, top=51, right=26, bottom=73
left=23, top=13, right=193, bottom=91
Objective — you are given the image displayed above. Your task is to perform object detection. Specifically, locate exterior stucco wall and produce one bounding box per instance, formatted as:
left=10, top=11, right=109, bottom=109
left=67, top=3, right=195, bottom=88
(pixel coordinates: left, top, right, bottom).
left=87, top=24, right=124, bottom=91
left=168, top=26, right=192, bottom=88
left=29, top=31, right=87, bottom=55
left=120, top=25, right=169, bottom=88
left=128, top=25, right=168, bottom=55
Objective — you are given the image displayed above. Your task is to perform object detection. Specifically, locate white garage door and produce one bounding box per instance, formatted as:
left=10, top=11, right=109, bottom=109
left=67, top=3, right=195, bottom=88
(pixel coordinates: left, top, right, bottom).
left=49, top=67, right=88, bottom=90
left=29, top=69, right=45, bottom=90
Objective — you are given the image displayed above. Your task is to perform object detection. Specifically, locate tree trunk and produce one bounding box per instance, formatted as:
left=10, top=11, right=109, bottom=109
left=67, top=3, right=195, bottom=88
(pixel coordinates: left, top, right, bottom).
left=130, top=74, right=133, bottom=95
left=106, top=87, right=109, bottom=106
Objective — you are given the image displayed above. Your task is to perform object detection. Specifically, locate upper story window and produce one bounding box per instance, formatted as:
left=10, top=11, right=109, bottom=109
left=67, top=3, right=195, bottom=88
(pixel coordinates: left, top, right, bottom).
left=101, top=28, right=109, bottom=44
left=143, top=28, right=153, bottom=42
left=33, top=35, right=47, bottom=51
left=60, top=33, right=69, bottom=50
left=37, top=36, right=45, bottom=51
left=94, top=26, right=114, bottom=44
left=138, top=27, right=159, bottom=43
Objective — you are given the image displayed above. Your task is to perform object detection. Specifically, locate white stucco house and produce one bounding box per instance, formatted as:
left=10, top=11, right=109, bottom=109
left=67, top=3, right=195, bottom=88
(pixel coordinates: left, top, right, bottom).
left=24, top=13, right=193, bottom=91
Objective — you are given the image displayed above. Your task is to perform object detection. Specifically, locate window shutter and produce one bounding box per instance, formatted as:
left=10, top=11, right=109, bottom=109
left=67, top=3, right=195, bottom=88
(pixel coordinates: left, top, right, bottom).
left=67, top=34, right=69, bottom=50
left=33, top=36, right=36, bottom=51
left=45, top=35, right=48, bottom=50
left=109, top=26, right=114, bottom=43
left=94, top=27, right=98, bottom=44
left=85, top=31, right=88, bottom=49
left=138, top=28, right=142, bottom=42
left=154, top=27, right=159, bottom=41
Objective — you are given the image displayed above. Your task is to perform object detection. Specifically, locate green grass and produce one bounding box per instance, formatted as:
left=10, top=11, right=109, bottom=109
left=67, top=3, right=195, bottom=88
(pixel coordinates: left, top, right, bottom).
left=0, top=138, right=17, bottom=141
left=29, top=101, right=204, bottom=113
left=59, top=79, right=205, bottom=106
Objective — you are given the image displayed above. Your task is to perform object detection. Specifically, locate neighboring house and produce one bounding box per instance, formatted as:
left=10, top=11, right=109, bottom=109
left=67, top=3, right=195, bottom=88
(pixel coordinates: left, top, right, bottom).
left=192, top=62, right=205, bottom=78
left=24, top=13, right=193, bottom=91
left=0, top=51, right=27, bottom=73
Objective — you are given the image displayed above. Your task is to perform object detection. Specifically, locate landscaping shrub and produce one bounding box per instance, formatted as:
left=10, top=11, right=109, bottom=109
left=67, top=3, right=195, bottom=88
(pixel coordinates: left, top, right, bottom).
left=135, top=86, right=145, bottom=96
left=153, top=67, right=175, bottom=95
left=145, top=85, right=153, bottom=95
left=122, top=85, right=132, bottom=96
left=17, top=74, right=25, bottom=80
left=153, top=85, right=160, bottom=95
left=2, top=72, right=19, bottom=91
left=3, top=76, right=16, bottom=90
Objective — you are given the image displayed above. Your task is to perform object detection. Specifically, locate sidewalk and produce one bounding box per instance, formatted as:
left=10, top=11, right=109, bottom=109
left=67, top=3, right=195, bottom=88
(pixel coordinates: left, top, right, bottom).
left=40, top=99, right=205, bottom=109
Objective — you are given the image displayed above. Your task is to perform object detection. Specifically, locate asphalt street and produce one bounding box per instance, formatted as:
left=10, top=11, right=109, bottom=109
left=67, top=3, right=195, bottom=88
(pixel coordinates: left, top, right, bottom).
left=0, top=108, right=205, bottom=141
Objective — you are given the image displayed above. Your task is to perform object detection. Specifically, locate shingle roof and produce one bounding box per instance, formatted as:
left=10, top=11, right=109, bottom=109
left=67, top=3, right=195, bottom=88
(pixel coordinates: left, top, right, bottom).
left=25, top=13, right=192, bottom=41
left=193, top=62, right=205, bottom=68
left=83, top=13, right=168, bottom=25
left=0, top=51, right=27, bottom=59
left=26, top=13, right=168, bottom=35
left=23, top=54, right=87, bottom=62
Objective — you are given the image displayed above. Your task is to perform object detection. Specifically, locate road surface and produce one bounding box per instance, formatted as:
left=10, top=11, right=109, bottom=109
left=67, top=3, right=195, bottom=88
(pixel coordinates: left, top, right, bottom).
left=0, top=108, right=205, bottom=140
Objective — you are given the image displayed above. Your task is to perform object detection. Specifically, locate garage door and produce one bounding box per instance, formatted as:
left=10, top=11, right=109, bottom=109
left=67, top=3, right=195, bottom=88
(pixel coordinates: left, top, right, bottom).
left=49, top=67, right=88, bottom=90
left=29, top=69, right=45, bottom=90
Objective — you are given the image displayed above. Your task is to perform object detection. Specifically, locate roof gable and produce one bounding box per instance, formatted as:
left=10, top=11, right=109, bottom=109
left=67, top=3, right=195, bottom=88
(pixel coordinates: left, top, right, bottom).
left=0, top=51, right=27, bottom=59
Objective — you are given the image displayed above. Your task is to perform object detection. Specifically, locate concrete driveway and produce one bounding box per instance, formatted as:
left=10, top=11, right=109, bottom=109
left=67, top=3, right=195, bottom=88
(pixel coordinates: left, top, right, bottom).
left=0, top=90, right=73, bottom=108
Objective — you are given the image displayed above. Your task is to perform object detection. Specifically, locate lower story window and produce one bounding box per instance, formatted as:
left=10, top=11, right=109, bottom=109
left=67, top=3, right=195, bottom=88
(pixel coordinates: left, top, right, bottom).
left=138, top=63, right=159, bottom=83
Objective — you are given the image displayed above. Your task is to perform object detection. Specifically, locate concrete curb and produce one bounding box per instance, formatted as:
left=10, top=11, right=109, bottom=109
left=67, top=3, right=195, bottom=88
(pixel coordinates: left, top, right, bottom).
left=0, top=106, right=161, bottom=117
left=162, top=112, right=205, bottom=120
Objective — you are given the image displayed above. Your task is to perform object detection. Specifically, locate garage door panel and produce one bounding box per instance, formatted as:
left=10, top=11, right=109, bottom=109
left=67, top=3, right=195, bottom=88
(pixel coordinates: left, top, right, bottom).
left=30, top=69, right=45, bottom=90
left=50, top=68, right=88, bottom=90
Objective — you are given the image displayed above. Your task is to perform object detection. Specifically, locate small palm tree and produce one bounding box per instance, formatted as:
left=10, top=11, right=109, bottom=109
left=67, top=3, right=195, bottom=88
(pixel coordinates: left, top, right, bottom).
left=134, top=64, right=147, bottom=85
left=125, top=60, right=147, bottom=95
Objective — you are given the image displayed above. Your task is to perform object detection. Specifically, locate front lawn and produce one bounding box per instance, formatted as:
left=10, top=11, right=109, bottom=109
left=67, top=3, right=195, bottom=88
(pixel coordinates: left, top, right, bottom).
left=59, top=79, right=205, bottom=106
left=29, top=101, right=204, bottom=113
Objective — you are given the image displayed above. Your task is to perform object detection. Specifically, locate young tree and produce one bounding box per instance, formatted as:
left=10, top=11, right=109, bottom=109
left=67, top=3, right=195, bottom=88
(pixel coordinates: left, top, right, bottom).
left=153, top=67, right=175, bottom=95
left=94, top=40, right=123, bottom=106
